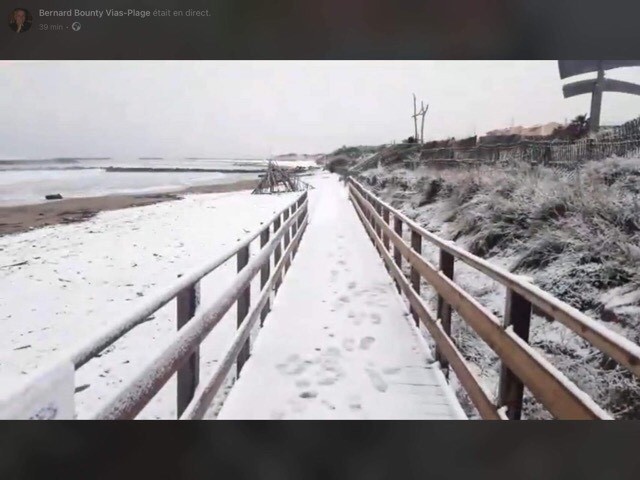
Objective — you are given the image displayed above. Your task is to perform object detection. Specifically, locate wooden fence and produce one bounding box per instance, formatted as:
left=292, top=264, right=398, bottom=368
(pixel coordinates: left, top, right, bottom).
left=413, top=114, right=640, bottom=168
left=348, top=178, right=640, bottom=420
left=411, top=136, right=640, bottom=169
left=61, top=191, right=309, bottom=419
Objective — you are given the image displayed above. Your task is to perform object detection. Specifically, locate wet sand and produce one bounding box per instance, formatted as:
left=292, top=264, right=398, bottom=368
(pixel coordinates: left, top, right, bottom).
left=0, top=179, right=259, bottom=236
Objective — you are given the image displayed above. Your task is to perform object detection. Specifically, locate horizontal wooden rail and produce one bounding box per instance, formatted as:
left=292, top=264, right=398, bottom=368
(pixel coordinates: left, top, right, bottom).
left=349, top=180, right=613, bottom=420
left=180, top=210, right=309, bottom=419
left=350, top=178, right=640, bottom=381
left=349, top=192, right=503, bottom=420
left=93, top=198, right=308, bottom=419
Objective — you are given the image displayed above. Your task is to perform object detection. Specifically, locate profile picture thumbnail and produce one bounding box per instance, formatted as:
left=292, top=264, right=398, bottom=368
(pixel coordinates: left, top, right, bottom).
left=8, top=7, right=32, bottom=33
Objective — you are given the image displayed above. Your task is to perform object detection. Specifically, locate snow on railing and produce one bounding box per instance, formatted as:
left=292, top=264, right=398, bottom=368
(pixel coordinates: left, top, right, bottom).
left=67, top=196, right=306, bottom=370
left=3, top=191, right=309, bottom=420
left=348, top=177, right=640, bottom=420
left=94, top=195, right=309, bottom=419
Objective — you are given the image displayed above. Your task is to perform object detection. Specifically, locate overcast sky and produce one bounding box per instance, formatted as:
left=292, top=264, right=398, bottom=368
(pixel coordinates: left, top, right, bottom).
left=2, top=60, right=640, bottom=159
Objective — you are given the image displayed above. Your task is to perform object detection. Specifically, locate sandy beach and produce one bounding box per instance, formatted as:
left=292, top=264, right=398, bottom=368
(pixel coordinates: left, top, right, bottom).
left=0, top=178, right=259, bottom=236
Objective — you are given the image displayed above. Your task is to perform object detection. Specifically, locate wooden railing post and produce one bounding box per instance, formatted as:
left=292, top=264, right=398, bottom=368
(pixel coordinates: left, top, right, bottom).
left=393, top=216, right=403, bottom=292
left=375, top=203, right=383, bottom=239
left=365, top=194, right=374, bottom=228
left=498, top=288, right=532, bottom=420
left=410, top=229, right=422, bottom=326
left=260, top=227, right=271, bottom=326
left=283, top=210, right=291, bottom=271
left=176, top=281, right=200, bottom=418
left=382, top=207, right=390, bottom=251
left=371, top=199, right=378, bottom=237
left=290, top=205, right=297, bottom=237
left=236, top=245, right=250, bottom=374
left=365, top=194, right=374, bottom=241
left=274, top=216, right=283, bottom=291
left=294, top=197, right=304, bottom=255
left=296, top=197, right=303, bottom=229
left=436, top=250, right=454, bottom=375
left=290, top=204, right=297, bottom=259
left=283, top=210, right=291, bottom=249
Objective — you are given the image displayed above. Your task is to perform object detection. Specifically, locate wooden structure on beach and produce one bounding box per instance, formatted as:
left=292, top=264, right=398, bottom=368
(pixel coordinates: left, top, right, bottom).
left=252, top=160, right=312, bottom=194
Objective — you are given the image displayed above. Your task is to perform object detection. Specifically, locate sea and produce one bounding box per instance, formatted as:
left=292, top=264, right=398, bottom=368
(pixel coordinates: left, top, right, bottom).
left=0, top=157, right=296, bottom=207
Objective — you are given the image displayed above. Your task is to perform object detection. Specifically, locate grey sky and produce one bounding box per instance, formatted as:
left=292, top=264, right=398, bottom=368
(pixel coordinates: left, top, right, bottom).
left=2, top=60, right=640, bottom=158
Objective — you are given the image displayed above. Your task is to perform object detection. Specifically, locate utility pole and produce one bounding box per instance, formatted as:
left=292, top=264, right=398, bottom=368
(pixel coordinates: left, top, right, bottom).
left=419, top=101, right=429, bottom=143
left=411, top=94, right=429, bottom=143
left=412, top=94, right=419, bottom=140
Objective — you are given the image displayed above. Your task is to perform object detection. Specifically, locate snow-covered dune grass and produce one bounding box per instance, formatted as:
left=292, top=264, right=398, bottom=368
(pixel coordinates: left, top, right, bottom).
left=0, top=189, right=299, bottom=418
left=359, top=157, right=640, bottom=419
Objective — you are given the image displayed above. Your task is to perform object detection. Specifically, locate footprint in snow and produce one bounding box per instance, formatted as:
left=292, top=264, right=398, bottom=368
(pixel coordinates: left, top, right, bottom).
left=382, top=367, right=401, bottom=375
left=317, top=362, right=343, bottom=387
left=317, top=376, right=339, bottom=386
left=348, top=395, right=363, bottom=411
left=325, top=347, right=341, bottom=357
left=276, top=354, right=307, bottom=376
left=359, top=337, right=375, bottom=350
left=365, top=368, right=388, bottom=393
left=342, top=338, right=355, bottom=352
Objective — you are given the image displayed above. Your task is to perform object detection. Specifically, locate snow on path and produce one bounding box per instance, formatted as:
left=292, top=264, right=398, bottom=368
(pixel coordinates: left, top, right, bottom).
left=0, top=189, right=298, bottom=418
left=217, top=176, right=466, bottom=420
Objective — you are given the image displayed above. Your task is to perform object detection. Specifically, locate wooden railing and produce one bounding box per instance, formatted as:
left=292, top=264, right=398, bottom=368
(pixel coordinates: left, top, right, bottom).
left=62, top=191, right=309, bottom=419
left=348, top=177, right=640, bottom=420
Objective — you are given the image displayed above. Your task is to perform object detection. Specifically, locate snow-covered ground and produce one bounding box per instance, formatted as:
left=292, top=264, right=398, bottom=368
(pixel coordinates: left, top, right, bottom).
left=0, top=188, right=299, bottom=418
left=218, top=175, right=465, bottom=420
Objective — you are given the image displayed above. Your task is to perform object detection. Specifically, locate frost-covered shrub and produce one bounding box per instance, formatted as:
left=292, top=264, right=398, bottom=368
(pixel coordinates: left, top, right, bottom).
left=417, top=178, right=445, bottom=206
left=366, top=155, right=640, bottom=418
left=511, top=230, right=570, bottom=271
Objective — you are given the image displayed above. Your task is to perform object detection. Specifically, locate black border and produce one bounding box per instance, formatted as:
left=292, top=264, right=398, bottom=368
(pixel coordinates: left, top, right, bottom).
left=3, top=0, right=640, bottom=59
left=3, top=0, right=640, bottom=478
left=1, top=422, right=640, bottom=478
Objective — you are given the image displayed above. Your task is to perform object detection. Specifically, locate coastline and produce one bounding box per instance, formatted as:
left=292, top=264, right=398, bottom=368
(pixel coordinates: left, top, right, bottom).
left=0, top=178, right=259, bottom=236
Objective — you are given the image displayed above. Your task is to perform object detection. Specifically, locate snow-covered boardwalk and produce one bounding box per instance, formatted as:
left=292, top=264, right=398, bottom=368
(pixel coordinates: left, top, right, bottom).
left=218, top=176, right=466, bottom=419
